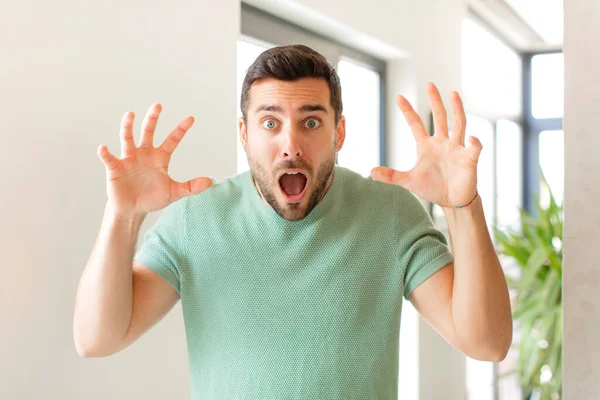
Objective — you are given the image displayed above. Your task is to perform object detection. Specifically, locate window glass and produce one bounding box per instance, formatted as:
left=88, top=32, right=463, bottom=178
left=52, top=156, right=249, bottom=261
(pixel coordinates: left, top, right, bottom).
left=462, top=18, right=522, bottom=119
left=237, top=39, right=270, bottom=173
left=336, top=58, right=381, bottom=176
left=539, top=130, right=564, bottom=207
left=496, top=120, right=523, bottom=231
left=531, top=53, right=564, bottom=119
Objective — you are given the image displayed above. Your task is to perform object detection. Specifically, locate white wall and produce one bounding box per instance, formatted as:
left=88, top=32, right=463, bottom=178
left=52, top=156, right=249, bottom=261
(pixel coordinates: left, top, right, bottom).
left=563, top=0, right=600, bottom=398
left=1, top=0, right=471, bottom=398
left=0, top=1, right=238, bottom=398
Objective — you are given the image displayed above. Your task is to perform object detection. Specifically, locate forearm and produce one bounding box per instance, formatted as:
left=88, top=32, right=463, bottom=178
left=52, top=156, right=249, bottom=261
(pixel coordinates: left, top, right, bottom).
left=444, top=195, right=512, bottom=361
left=73, top=203, right=146, bottom=356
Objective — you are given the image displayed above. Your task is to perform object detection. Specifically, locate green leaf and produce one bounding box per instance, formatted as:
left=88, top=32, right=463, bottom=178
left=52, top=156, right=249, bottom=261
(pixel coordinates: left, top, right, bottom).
left=513, top=293, right=544, bottom=319
left=493, top=171, right=563, bottom=397
left=515, top=246, right=548, bottom=293
left=541, top=270, right=561, bottom=307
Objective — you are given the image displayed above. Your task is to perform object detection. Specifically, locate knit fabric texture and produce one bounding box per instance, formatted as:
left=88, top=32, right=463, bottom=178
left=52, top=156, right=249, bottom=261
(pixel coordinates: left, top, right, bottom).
left=134, top=165, right=454, bottom=399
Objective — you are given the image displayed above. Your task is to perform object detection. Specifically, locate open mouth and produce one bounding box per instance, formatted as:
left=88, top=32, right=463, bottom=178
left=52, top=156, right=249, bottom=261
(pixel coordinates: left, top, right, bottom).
left=278, top=171, right=308, bottom=203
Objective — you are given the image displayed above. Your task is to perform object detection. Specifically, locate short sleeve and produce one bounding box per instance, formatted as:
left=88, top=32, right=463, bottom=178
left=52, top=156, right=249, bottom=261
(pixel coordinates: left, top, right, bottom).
left=133, top=197, right=188, bottom=294
left=397, top=190, right=454, bottom=301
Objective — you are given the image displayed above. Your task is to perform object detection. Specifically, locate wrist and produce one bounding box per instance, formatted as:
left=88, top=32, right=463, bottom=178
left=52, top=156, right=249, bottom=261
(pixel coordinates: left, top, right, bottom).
left=442, top=193, right=483, bottom=219
left=104, top=202, right=147, bottom=225
left=437, top=191, right=479, bottom=210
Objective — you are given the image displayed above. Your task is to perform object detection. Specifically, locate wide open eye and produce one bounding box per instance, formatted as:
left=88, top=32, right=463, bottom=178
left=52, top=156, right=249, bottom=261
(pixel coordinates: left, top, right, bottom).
left=304, top=119, right=320, bottom=129
left=263, top=119, right=278, bottom=130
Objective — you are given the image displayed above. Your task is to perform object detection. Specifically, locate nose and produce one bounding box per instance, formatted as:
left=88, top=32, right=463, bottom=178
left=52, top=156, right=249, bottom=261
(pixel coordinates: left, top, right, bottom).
left=281, top=127, right=302, bottom=158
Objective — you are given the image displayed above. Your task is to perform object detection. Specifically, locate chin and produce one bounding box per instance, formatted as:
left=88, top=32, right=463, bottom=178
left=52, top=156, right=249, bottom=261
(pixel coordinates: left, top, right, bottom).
left=248, top=157, right=333, bottom=221
left=276, top=200, right=310, bottom=221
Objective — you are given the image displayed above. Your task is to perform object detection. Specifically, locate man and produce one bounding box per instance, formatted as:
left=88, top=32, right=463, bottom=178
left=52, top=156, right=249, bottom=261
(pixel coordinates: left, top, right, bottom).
left=73, top=44, right=512, bottom=399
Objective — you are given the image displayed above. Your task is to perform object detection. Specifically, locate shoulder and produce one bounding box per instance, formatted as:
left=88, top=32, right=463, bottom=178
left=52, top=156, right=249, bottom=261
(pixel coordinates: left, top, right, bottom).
left=335, top=167, right=435, bottom=239
left=187, top=171, right=247, bottom=202
left=182, top=171, right=249, bottom=221
left=336, top=166, right=425, bottom=211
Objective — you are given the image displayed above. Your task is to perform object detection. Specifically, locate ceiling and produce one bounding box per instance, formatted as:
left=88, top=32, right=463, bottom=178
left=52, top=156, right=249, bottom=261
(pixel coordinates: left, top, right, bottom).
left=469, top=0, right=564, bottom=52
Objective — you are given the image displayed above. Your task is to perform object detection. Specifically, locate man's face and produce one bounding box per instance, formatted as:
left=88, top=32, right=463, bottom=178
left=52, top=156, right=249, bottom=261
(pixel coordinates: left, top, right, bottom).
left=239, top=77, right=345, bottom=221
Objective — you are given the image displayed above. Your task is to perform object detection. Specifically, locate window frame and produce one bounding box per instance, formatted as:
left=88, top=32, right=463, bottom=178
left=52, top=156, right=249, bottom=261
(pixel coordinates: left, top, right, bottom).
left=522, top=50, right=564, bottom=212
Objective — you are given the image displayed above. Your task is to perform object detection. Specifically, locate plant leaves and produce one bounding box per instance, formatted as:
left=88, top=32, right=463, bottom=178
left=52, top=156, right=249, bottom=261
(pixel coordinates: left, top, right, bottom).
left=493, top=170, right=563, bottom=397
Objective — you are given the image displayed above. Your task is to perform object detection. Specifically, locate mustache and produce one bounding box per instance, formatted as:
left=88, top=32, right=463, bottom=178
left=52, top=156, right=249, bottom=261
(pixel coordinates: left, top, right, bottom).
left=275, top=160, right=312, bottom=176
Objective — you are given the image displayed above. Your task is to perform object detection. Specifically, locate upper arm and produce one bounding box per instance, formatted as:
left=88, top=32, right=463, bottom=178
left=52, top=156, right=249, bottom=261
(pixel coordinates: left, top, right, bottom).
left=116, top=261, right=180, bottom=352
left=408, top=262, right=462, bottom=350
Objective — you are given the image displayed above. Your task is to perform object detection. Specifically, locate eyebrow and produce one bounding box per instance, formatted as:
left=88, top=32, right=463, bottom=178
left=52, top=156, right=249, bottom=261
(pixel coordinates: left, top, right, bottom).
left=255, top=104, right=328, bottom=113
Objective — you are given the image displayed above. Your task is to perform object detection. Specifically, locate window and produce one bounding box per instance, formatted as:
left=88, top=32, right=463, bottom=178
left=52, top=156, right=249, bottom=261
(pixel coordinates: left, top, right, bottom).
left=496, top=120, right=523, bottom=231
left=461, top=9, right=564, bottom=400
left=336, top=58, right=381, bottom=177
left=237, top=4, right=385, bottom=176
left=531, top=53, right=564, bottom=119
left=462, top=17, right=522, bottom=119
left=523, top=51, right=563, bottom=212
left=461, top=15, right=524, bottom=400
left=539, top=130, right=564, bottom=207
left=236, top=38, right=270, bottom=174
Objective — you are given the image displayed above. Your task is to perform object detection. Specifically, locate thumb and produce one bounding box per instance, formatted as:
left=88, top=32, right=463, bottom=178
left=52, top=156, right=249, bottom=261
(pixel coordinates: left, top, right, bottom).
left=467, top=135, right=483, bottom=163
left=370, top=166, right=411, bottom=188
left=173, top=176, right=214, bottom=201
left=97, top=145, right=120, bottom=171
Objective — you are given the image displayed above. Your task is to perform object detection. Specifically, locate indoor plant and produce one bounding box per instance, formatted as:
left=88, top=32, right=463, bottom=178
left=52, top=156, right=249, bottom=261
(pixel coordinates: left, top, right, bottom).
left=494, top=174, right=563, bottom=400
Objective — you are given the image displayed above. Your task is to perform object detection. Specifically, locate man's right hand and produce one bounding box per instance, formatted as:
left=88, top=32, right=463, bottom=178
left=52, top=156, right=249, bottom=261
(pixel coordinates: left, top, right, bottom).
left=97, top=103, right=213, bottom=219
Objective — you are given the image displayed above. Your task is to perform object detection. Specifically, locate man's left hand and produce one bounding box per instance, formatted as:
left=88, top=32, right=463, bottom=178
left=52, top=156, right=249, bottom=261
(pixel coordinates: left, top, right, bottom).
left=371, top=82, right=482, bottom=207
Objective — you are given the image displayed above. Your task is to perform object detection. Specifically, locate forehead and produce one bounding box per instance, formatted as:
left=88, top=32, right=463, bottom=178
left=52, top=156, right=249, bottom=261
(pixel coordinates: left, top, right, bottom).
left=248, top=77, right=331, bottom=112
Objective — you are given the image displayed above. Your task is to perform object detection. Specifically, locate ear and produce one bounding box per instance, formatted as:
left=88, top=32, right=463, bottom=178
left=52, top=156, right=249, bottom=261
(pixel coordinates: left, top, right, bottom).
left=335, top=116, right=346, bottom=151
left=238, top=117, right=247, bottom=149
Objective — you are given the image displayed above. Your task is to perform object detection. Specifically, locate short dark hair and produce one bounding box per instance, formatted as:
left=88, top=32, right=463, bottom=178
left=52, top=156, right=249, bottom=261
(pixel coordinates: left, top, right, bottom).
left=240, top=44, right=343, bottom=124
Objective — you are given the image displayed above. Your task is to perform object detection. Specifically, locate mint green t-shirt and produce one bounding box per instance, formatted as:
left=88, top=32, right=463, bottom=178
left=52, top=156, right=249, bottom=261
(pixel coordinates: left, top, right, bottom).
left=134, top=166, right=453, bottom=399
